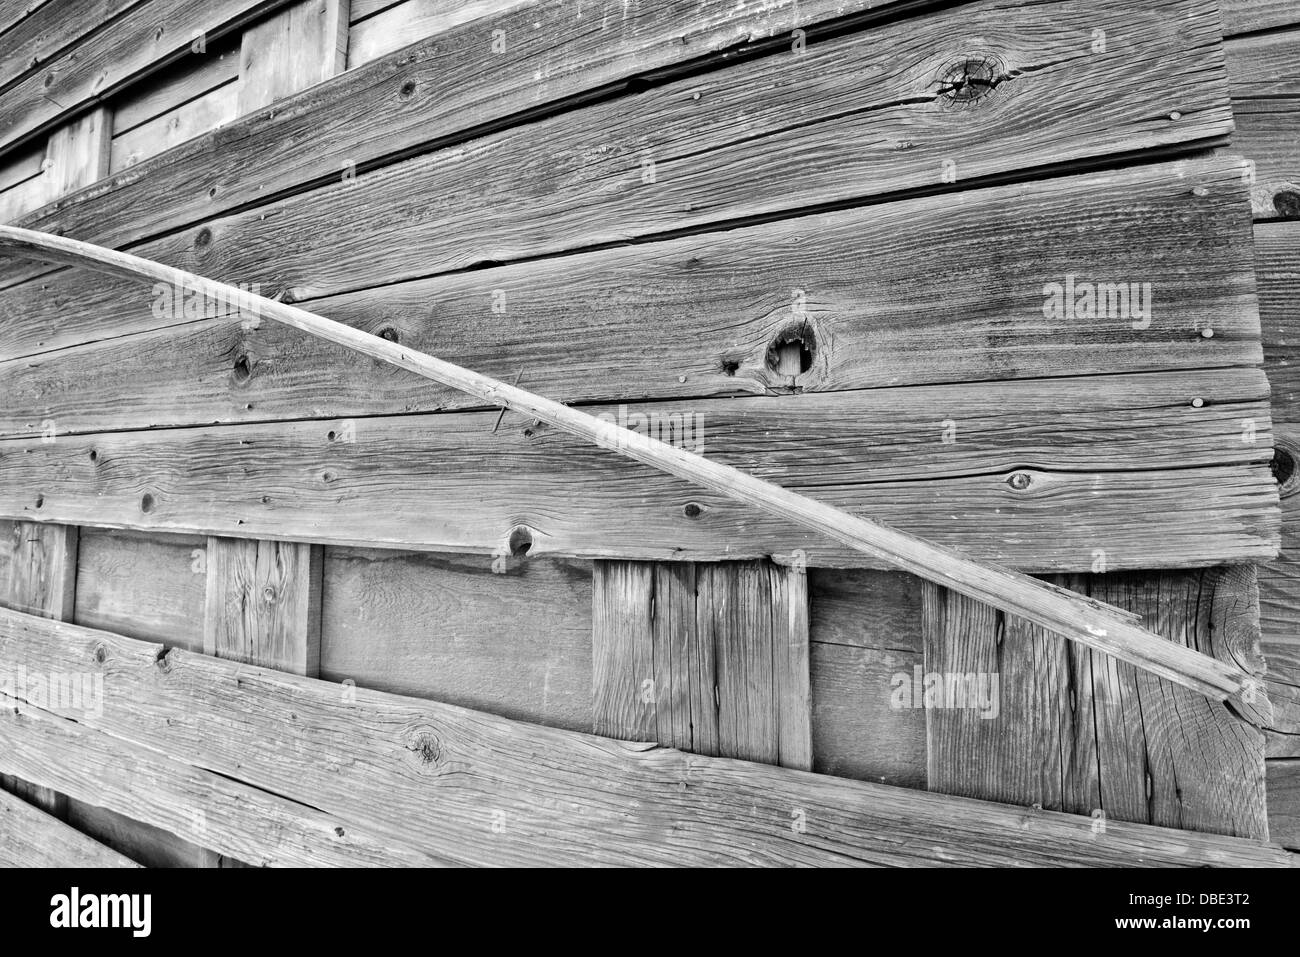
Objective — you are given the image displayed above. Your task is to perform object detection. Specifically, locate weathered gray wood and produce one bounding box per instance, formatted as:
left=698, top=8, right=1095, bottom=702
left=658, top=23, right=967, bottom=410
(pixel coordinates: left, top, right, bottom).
left=237, top=0, right=350, bottom=114
left=1231, top=100, right=1300, bottom=220
left=1221, top=0, right=1300, bottom=35
left=0, top=0, right=142, bottom=93
left=924, top=568, right=1271, bottom=839
left=74, top=528, right=207, bottom=649
left=0, top=689, right=450, bottom=866
left=592, top=560, right=811, bottom=769
left=0, top=0, right=1233, bottom=298
left=0, top=0, right=919, bottom=286
left=322, top=548, right=593, bottom=731
left=111, top=83, right=241, bottom=174
left=1267, top=760, right=1300, bottom=850
left=0, top=0, right=299, bottom=156
left=0, top=605, right=1290, bottom=867
left=346, top=0, right=515, bottom=67
left=0, top=789, right=139, bottom=867
left=1227, top=29, right=1300, bottom=97
left=204, top=537, right=322, bottom=676
left=0, top=397, right=1276, bottom=573
left=112, top=40, right=242, bottom=135
left=0, top=158, right=1264, bottom=411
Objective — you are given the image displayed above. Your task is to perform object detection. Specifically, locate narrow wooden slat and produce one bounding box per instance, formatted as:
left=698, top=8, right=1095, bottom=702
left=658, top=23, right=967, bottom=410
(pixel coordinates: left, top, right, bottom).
left=0, top=790, right=138, bottom=867
left=204, top=537, right=322, bottom=676
left=923, top=568, right=1271, bottom=838
left=346, top=0, right=520, bottom=67
left=0, top=689, right=446, bottom=866
left=1267, top=760, right=1300, bottom=850
left=237, top=0, right=351, bottom=114
left=0, top=143, right=44, bottom=194
left=0, top=225, right=1272, bottom=701
left=593, top=560, right=811, bottom=769
left=0, top=0, right=1232, bottom=297
left=111, top=43, right=241, bottom=134
left=43, top=108, right=112, bottom=200
left=0, top=605, right=1289, bottom=867
left=0, top=158, right=1264, bottom=413
left=0, top=0, right=299, bottom=157
left=1227, top=30, right=1300, bottom=97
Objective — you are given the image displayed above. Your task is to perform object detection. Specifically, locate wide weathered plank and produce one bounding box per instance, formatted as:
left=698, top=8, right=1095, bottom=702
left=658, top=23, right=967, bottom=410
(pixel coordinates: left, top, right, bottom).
left=0, top=159, right=1263, bottom=414
left=592, top=560, right=811, bottom=769
left=0, top=0, right=143, bottom=93
left=0, top=0, right=298, bottom=157
left=0, top=690, right=447, bottom=866
left=0, top=0, right=919, bottom=284
left=0, top=606, right=1289, bottom=866
left=0, top=0, right=1233, bottom=297
left=0, top=388, right=1277, bottom=570
left=924, top=568, right=1271, bottom=838
left=0, top=789, right=139, bottom=867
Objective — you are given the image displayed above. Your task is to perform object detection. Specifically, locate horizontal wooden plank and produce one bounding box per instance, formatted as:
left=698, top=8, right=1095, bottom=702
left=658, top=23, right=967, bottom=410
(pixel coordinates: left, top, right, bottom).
left=0, top=158, right=1263, bottom=408
left=0, top=0, right=1232, bottom=296
left=0, top=0, right=296, bottom=158
left=1232, top=100, right=1300, bottom=220
left=0, top=0, right=54, bottom=39
left=0, top=789, right=139, bottom=867
left=73, top=527, right=207, bottom=649
left=0, top=689, right=448, bottom=866
left=0, top=0, right=144, bottom=94
left=110, top=81, right=241, bottom=173
left=0, top=0, right=917, bottom=289
left=0, top=605, right=1289, bottom=866
left=347, top=0, right=523, bottom=67
left=0, top=143, right=44, bottom=194
left=1221, top=0, right=1300, bottom=35
left=0, top=366, right=1277, bottom=568
left=1227, top=29, right=1300, bottom=96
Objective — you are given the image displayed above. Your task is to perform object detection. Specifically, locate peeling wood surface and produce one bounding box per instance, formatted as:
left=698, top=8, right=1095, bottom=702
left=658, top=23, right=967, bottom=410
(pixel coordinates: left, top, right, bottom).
left=0, top=605, right=1289, bottom=867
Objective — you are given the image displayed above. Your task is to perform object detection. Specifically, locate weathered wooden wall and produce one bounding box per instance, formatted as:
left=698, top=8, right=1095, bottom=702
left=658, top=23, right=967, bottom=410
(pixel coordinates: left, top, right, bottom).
left=0, top=0, right=1291, bottom=865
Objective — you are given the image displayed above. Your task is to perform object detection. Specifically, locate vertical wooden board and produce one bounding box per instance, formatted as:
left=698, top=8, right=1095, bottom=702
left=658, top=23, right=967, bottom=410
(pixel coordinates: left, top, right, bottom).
left=923, top=569, right=1270, bottom=839
left=1266, top=760, right=1300, bottom=850
left=592, top=559, right=811, bottom=770
left=42, top=107, right=111, bottom=198
left=0, top=519, right=76, bottom=814
left=204, top=537, right=322, bottom=677
left=346, top=0, right=520, bottom=68
left=73, top=528, right=207, bottom=649
left=321, top=549, right=593, bottom=731
left=238, top=0, right=350, bottom=114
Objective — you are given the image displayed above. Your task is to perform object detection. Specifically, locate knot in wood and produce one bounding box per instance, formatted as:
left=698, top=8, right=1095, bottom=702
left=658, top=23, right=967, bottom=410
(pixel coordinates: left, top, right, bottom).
left=936, top=55, right=1009, bottom=105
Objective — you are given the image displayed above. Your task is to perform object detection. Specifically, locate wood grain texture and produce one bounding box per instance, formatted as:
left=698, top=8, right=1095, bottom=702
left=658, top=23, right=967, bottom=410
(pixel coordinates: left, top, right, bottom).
left=0, top=605, right=1289, bottom=867
left=321, top=548, right=593, bottom=731
left=111, top=82, right=240, bottom=173
left=237, top=0, right=350, bottom=114
left=1267, top=760, right=1300, bottom=850
left=204, top=537, right=322, bottom=676
left=924, top=568, right=1271, bottom=839
left=1231, top=100, right=1300, bottom=220
left=0, top=0, right=144, bottom=93
left=0, top=0, right=1233, bottom=296
left=0, top=228, right=1266, bottom=700
left=1227, top=29, right=1300, bottom=97
left=0, top=690, right=449, bottom=866
left=73, top=528, right=206, bottom=649
left=0, top=0, right=918, bottom=285
left=0, top=0, right=297, bottom=157
left=346, top=0, right=522, bottom=67
left=592, top=560, right=811, bottom=769
left=0, top=159, right=1264, bottom=412
left=0, top=398, right=1277, bottom=572
left=1221, top=0, right=1300, bottom=35
left=0, top=789, right=138, bottom=867
left=43, top=108, right=112, bottom=199
left=111, top=41, right=241, bottom=134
